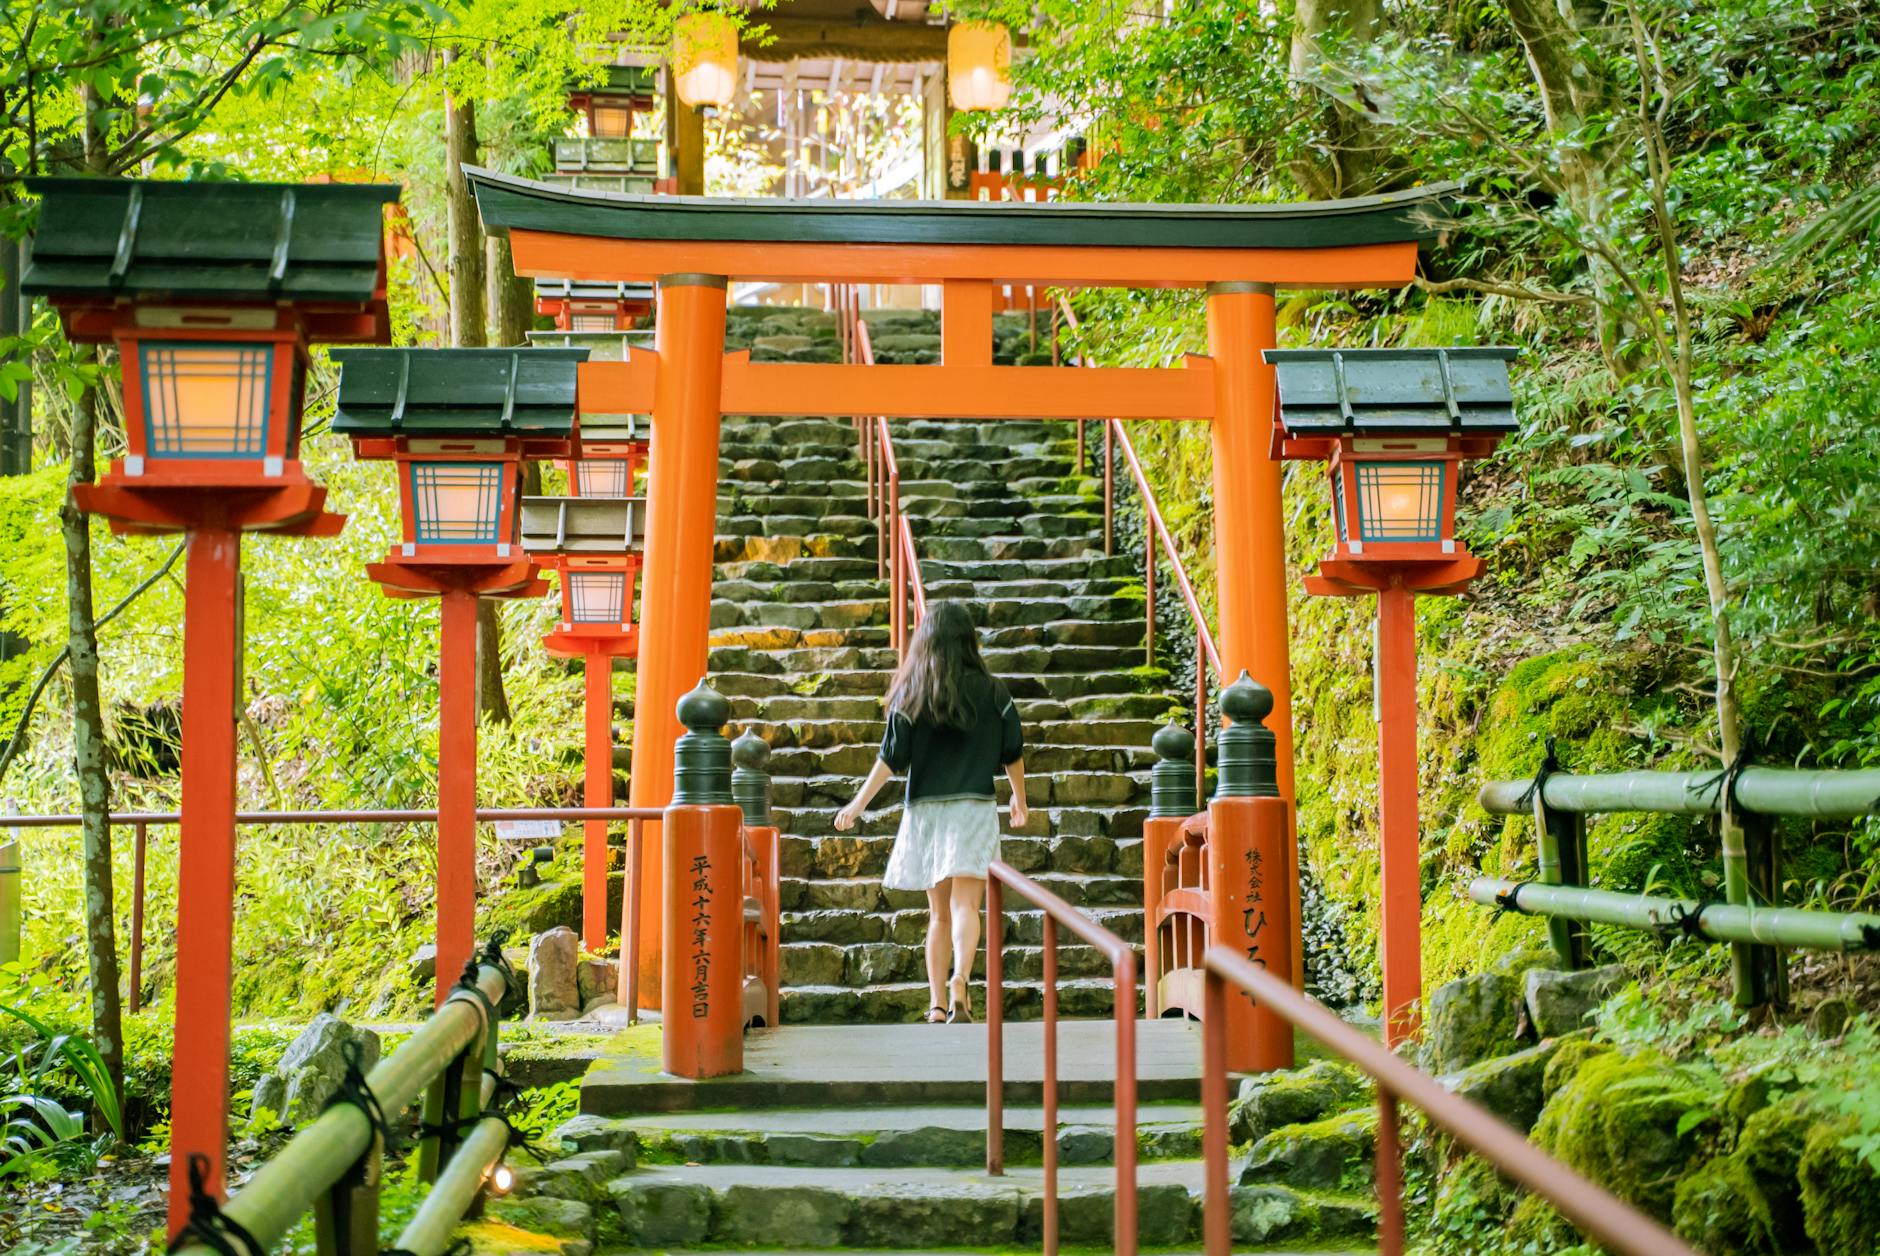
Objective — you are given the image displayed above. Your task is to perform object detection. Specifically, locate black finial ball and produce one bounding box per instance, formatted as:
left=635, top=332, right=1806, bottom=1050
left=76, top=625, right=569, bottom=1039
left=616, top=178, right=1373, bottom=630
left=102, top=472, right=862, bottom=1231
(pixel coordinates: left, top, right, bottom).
left=675, top=681, right=729, bottom=732
left=1220, top=670, right=1274, bottom=725
left=730, top=729, right=770, bottom=770
left=1151, top=721, right=1195, bottom=761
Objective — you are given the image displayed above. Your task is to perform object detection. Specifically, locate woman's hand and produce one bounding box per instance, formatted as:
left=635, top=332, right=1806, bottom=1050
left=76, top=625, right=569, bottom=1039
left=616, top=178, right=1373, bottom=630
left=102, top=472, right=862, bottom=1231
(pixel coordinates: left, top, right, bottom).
left=1008, top=795, right=1028, bottom=830
left=833, top=801, right=863, bottom=832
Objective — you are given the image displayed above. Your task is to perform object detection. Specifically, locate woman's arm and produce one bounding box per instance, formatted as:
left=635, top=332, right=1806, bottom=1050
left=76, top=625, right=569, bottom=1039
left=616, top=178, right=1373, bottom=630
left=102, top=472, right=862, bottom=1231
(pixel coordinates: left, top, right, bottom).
left=834, top=759, right=895, bottom=831
left=1004, top=758, right=1028, bottom=829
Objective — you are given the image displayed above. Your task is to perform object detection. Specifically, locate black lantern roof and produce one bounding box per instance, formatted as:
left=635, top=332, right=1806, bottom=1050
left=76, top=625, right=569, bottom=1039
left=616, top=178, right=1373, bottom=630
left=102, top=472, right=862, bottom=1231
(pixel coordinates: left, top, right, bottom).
left=519, top=496, right=646, bottom=554
left=21, top=178, right=397, bottom=304
left=332, top=348, right=587, bottom=437
left=1265, top=347, right=1519, bottom=435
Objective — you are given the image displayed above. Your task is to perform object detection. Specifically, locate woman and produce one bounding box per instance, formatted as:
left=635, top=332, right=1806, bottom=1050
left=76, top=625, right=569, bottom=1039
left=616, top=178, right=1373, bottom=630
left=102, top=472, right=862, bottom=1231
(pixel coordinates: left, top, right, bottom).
left=834, top=601, right=1027, bottom=1023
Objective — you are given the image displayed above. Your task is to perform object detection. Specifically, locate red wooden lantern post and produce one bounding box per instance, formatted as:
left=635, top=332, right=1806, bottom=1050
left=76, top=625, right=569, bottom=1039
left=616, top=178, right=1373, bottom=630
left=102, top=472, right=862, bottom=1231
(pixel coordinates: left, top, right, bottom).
left=335, top=348, right=585, bottom=1004
left=21, top=176, right=397, bottom=1233
left=1268, top=347, right=1520, bottom=1044
left=520, top=488, right=647, bottom=951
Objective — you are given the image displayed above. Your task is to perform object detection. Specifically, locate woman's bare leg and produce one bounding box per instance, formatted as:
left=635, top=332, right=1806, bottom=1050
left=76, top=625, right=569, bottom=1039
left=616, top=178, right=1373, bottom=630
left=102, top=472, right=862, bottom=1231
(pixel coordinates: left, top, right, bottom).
left=949, top=875, right=987, bottom=1007
left=925, top=885, right=952, bottom=1015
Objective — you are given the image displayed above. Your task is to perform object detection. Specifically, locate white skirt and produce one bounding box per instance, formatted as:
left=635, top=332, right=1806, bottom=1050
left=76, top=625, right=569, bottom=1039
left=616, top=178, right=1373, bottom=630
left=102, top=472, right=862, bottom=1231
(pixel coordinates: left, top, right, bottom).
left=882, top=797, right=1001, bottom=891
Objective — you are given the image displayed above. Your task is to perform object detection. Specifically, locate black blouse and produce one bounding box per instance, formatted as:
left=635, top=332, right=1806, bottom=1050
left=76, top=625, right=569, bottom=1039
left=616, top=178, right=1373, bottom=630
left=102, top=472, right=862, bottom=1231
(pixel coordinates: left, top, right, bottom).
left=878, top=671, right=1025, bottom=803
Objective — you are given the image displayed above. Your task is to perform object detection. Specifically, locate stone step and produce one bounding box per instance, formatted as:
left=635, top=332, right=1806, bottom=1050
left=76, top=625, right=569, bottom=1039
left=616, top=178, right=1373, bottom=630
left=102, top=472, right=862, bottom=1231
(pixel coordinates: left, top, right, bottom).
left=708, top=639, right=1159, bottom=678
left=780, top=832, right=1139, bottom=880
left=714, top=533, right=877, bottom=565
left=782, top=978, right=1136, bottom=1023
left=918, top=554, right=1137, bottom=582
left=773, top=804, right=1149, bottom=843
left=917, top=535, right=1104, bottom=562
left=711, top=597, right=1143, bottom=633
left=782, top=939, right=1141, bottom=987
left=600, top=1162, right=1374, bottom=1250
left=713, top=577, right=885, bottom=604
left=717, top=556, right=882, bottom=582
left=782, top=872, right=1143, bottom=915
left=710, top=665, right=1180, bottom=706
left=768, top=771, right=1149, bottom=814
left=783, top=905, right=1146, bottom=948
left=762, top=742, right=1152, bottom=780
left=605, top=1100, right=1205, bottom=1169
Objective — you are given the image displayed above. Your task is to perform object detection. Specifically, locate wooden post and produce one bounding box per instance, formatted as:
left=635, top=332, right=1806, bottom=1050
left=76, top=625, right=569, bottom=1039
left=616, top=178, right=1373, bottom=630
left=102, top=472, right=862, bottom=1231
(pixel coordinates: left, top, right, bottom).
left=436, top=588, right=479, bottom=1009
left=582, top=654, right=613, bottom=953
left=167, top=528, right=243, bottom=1238
left=1206, top=281, right=1301, bottom=986
left=0, top=837, right=19, bottom=967
left=129, top=822, right=146, bottom=1012
left=626, top=276, right=728, bottom=1010
left=1375, top=585, right=1422, bottom=1045
left=1208, top=795, right=1295, bottom=1071
left=661, top=748, right=744, bottom=1073
left=1140, top=816, right=1180, bottom=1019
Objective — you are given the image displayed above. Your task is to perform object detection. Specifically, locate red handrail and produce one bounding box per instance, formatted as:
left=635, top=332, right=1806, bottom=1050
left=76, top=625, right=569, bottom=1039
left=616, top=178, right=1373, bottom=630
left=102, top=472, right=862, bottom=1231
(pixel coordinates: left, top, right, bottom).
left=986, top=860, right=1138, bottom=1256
left=1199, top=946, right=1700, bottom=1256
left=1056, top=297, right=1219, bottom=796
left=846, top=304, right=927, bottom=655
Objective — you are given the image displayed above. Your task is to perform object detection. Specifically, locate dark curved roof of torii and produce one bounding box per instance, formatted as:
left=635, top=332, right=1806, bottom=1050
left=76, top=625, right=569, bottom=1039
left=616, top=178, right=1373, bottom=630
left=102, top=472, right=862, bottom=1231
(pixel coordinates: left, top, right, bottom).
left=468, top=167, right=1457, bottom=251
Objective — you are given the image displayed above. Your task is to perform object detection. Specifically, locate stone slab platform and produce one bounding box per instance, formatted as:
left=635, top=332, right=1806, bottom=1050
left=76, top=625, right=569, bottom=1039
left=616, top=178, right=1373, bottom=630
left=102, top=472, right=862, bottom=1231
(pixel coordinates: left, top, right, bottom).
left=582, top=1019, right=1208, bottom=1115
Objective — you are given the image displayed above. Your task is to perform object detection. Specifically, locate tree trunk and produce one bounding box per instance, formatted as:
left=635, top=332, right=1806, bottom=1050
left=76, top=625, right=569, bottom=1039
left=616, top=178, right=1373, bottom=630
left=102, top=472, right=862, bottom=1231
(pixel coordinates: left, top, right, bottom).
left=475, top=601, right=511, bottom=724
left=444, top=48, right=487, bottom=349
left=485, top=234, right=534, bottom=348
left=62, top=369, right=125, bottom=1111
left=1504, top=0, right=1634, bottom=370
left=1287, top=0, right=1384, bottom=198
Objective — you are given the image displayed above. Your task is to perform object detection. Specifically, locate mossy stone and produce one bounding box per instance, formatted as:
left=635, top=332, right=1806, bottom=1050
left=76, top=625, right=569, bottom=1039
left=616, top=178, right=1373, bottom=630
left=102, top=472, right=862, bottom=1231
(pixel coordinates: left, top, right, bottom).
left=1428, top=971, right=1525, bottom=1073
left=1443, top=1036, right=1568, bottom=1133
left=1799, top=1114, right=1880, bottom=1255
left=1540, top=1034, right=1610, bottom=1104
left=1673, top=1153, right=1780, bottom=1254
left=1238, top=1107, right=1377, bottom=1190
left=1531, top=1050, right=1693, bottom=1221
left=1737, top=1096, right=1811, bottom=1251
left=1230, top=1059, right=1367, bottom=1146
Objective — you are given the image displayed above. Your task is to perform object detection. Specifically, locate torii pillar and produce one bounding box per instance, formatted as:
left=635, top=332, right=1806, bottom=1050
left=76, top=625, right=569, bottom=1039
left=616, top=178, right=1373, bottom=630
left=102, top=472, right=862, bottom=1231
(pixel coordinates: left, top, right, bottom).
left=1206, top=281, right=1302, bottom=983
left=626, top=273, right=727, bottom=1007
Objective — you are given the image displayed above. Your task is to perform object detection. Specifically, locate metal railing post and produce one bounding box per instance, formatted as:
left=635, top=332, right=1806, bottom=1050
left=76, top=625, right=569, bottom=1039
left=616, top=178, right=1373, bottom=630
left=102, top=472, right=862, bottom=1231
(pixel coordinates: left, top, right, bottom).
left=1200, top=967, right=1231, bottom=1256
left=1042, top=915, right=1059, bottom=1254
left=0, top=837, right=18, bottom=967
left=1143, top=529, right=1156, bottom=668
left=129, top=822, right=147, bottom=1011
left=985, top=874, right=1005, bottom=1176
left=1375, top=1088, right=1405, bottom=1256
left=1102, top=420, right=1114, bottom=557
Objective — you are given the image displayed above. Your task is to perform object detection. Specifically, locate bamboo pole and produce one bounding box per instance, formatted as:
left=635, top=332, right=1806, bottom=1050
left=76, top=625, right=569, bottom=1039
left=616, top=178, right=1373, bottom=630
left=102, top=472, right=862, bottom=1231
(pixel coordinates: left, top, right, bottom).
left=1479, top=768, right=1880, bottom=818
left=172, top=963, right=508, bottom=1256
left=1468, top=878, right=1880, bottom=952
left=394, top=1072, right=506, bottom=1256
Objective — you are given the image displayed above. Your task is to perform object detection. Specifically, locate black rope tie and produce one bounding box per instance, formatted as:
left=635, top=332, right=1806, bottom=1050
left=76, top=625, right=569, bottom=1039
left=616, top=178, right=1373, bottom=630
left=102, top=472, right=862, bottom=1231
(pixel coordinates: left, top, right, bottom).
left=1859, top=923, right=1880, bottom=952
left=479, top=929, right=517, bottom=997
left=167, top=1153, right=261, bottom=1256
left=452, top=959, right=499, bottom=1027
left=323, top=1038, right=396, bottom=1178
left=1492, top=880, right=1532, bottom=918
left=1516, top=736, right=1561, bottom=810
left=1666, top=899, right=1714, bottom=941
left=1688, top=747, right=1754, bottom=817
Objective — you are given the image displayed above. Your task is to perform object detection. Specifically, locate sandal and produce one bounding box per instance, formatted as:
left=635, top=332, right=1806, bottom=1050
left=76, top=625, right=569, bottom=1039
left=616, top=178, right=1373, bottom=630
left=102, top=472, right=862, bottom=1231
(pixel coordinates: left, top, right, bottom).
left=923, top=1005, right=948, bottom=1024
left=946, top=975, right=974, bottom=1024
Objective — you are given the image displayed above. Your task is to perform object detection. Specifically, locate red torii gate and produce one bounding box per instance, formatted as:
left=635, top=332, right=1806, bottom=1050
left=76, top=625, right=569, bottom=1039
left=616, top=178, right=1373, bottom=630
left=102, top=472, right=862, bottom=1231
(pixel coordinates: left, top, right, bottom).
left=467, top=169, right=1454, bottom=1007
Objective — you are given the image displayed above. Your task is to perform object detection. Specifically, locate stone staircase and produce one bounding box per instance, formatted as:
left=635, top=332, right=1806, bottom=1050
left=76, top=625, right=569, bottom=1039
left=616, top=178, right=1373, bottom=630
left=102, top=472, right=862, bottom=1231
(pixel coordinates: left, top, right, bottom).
left=711, top=410, right=1174, bottom=1023
left=493, top=1025, right=1381, bottom=1253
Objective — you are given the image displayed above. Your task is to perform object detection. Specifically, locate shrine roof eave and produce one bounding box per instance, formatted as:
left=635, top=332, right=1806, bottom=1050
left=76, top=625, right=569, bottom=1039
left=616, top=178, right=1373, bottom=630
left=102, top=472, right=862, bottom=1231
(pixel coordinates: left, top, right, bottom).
left=467, top=167, right=1458, bottom=252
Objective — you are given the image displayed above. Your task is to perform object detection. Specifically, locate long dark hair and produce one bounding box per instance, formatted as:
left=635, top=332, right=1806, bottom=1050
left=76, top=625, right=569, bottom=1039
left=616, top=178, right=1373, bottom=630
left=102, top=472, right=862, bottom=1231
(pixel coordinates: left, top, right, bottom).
left=885, top=601, right=988, bottom=731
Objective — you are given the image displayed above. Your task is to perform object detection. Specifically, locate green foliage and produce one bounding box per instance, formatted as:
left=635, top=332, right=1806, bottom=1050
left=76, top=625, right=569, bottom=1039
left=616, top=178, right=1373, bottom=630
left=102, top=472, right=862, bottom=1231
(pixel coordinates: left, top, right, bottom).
left=0, top=999, right=123, bottom=1179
